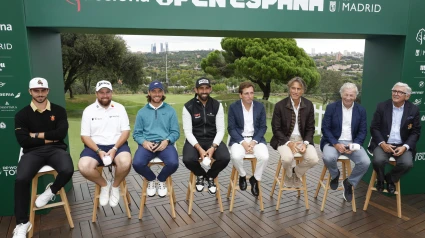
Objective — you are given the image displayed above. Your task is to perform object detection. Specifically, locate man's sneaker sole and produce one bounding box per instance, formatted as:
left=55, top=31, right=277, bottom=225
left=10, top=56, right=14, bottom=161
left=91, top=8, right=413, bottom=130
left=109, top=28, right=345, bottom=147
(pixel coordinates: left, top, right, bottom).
left=196, top=186, right=204, bottom=192
left=208, top=189, right=217, bottom=195
left=158, top=194, right=166, bottom=198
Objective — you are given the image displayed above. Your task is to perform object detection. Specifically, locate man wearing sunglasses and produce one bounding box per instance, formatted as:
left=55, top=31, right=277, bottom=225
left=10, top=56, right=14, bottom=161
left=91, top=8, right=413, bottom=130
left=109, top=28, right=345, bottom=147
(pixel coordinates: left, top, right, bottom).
left=369, top=82, right=421, bottom=194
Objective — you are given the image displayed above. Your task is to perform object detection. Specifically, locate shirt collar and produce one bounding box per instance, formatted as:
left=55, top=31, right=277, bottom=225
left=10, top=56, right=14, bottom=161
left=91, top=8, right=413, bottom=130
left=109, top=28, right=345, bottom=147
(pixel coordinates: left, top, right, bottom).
left=240, top=100, right=253, bottom=111
left=30, top=100, right=51, bottom=113
left=290, top=97, right=301, bottom=109
left=342, top=101, right=354, bottom=110
left=149, top=102, right=163, bottom=110
left=392, top=103, right=405, bottom=110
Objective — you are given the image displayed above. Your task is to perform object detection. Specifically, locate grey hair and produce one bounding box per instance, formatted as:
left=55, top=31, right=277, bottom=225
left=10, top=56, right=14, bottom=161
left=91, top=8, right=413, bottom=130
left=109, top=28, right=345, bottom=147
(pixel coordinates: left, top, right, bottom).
left=392, top=82, right=412, bottom=95
left=339, top=82, right=359, bottom=96
left=287, top=77, right=307, bottom=92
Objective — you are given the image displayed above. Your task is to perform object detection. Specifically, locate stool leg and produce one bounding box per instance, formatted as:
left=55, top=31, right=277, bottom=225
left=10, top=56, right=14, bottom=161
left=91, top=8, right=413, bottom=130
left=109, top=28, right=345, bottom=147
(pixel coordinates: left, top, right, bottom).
left=252, top=159, right=264, bottom=211
left=29, top=175, right=39, bottom=238
left=138, top=177, right=148, bottom=220
left=270, top=159, right=282, bottom=197
left=276, top=166, right=285, bottom=211
left=188, top=173, right=196, bottom=215
left=227, top=167, right=236, bottom=198
left=186, top=172, right=193, bottom=201
left=167, top=177, right=176, bottom=218
left=296, top=159, right=301, bottom=197
left=321, top=171, right=332, bottom=212
left=302, top=173, right=309, bottom=210
left=314, top=166, right=327, bottom=198
left=396, top=181, right=402, bottom=218
left=92, top=184, right=100, bottom=222
left=229, top=170, right=239, bottom=212
left=124, top=180, right=131, bottom=205
left=171, top=178, right=176, bottom=203
left=59, top=186, right=75, bottom=228
left=215, top=177, right=224, bottom=212
left=345, top=161, right=356, bottom=212
left=120, top=181, right=131, bottom=219
left=363, top=170, right=377, bottom=211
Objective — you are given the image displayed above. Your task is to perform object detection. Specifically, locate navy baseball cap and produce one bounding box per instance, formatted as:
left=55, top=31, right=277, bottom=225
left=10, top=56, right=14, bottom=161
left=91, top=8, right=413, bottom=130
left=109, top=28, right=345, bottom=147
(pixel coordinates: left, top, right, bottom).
left=149, top=80, right=164, bottom=91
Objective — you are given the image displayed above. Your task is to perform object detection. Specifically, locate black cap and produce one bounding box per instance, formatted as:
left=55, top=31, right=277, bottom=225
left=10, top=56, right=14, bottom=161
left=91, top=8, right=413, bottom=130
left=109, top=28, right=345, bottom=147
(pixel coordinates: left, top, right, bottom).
left=195, top=77, right=211, bottom=88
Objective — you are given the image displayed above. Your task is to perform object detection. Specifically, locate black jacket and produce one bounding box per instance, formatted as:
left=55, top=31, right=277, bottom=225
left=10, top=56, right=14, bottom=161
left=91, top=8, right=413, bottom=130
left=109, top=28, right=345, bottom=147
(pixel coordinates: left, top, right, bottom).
left=184, top=95, right=220, bottom=141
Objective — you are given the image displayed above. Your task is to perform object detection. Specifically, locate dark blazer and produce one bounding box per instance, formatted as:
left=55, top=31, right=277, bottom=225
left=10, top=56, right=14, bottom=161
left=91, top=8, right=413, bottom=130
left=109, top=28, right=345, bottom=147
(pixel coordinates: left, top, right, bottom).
left=368, top=99, right=421, bottom=153
left=228, top=100, right=267, bottom=146
left=270, top=96, right=315, bottom=150
left=320, top=100, right=367, bottom=151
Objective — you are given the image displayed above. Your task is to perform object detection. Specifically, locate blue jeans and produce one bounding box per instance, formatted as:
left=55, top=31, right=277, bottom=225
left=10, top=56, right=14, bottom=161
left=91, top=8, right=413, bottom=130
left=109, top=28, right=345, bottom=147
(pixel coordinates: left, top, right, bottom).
left=322, top=141, right=370, bottom=187
left=133, top=144, right=179, bottom=182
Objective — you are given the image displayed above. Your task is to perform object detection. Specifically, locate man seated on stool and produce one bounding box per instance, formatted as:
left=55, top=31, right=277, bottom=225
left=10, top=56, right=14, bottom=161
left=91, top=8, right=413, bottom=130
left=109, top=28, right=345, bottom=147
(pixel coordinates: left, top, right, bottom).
left=321, top=83, right=370, bottom=202
left=369, top=82, right=421, bottom=194
left=270, top=77, right=319, bottom=188
left=13, top=77, right=74, bottom=238
left=132, top=81, right=180, bottom=198
left=79, top=80, right=132, bottom=207
left=228, top=82, right=269, bottom=197
left=182, top=77, right=230, bottom=195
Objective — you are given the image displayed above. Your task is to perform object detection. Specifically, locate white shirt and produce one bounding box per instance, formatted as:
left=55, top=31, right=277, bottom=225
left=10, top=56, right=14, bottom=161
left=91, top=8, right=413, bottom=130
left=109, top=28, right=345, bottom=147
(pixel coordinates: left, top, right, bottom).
left=339, top=102, right=353, bottom=141
left=182, top=102, right=225, bottom=147
left=241, top=100, right=254, bottom=138
left=290, top=97, right=301, bottom=136
left=81, top=100, right=130, bottom=145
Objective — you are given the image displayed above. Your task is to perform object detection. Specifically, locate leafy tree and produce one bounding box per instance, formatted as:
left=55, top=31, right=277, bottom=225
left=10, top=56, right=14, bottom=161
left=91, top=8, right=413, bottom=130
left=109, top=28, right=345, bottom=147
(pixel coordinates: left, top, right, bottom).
left=61, top=33, right=127, bottom=98
left=201, top=38, right=320, bottom=100
left=317, top=69, right=344, bottom=105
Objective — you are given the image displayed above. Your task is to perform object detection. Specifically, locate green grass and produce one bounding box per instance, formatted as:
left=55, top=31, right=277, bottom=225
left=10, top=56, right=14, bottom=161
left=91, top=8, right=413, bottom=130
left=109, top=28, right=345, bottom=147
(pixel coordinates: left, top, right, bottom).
left=66, top=93, right=323, bottom=169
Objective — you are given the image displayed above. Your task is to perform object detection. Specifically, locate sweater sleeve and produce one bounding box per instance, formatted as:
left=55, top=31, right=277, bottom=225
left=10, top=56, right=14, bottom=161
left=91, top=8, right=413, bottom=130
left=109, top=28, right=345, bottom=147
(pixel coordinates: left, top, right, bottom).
left=167, top=108, right=180, bottom=144
left=213, top=103, right=225, bottom=146
left=133, top=110, right=146, bottom=145
left=182, top=106, right=199, bottom=146
left=14, top=109, right=44, bottom=148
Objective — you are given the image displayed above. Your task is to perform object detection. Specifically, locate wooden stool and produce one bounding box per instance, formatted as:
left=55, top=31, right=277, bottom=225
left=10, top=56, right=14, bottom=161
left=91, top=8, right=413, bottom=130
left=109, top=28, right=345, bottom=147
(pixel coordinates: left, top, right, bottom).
left=186, top=159, right=223, bottom=215
left=17, top=148, right=74, bottom=238
left=270, top=153, right=309, bottom=210
left=139, top=158, right=176, bottom=219
left=226, top=154, right=264, bottom=212
left=314, top=155, right=356, bottom=212
left=92, top=166, right=131, bottom=222
left=363, top=157, right=402, bottom=218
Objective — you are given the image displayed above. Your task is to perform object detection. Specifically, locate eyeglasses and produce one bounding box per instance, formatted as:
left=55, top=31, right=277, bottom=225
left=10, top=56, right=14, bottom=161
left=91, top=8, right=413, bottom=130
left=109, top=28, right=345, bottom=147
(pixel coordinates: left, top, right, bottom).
left=391, top=90, right=407, bottom=95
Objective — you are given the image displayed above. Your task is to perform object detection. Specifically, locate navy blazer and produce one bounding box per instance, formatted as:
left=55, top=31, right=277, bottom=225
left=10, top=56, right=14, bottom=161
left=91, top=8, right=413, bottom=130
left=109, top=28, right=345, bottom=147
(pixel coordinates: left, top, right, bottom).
left=320, top=100, right=367, bottom=151
left=227, top=100, right=267, bottom=146
left=368, top=99, right=421, bottom=153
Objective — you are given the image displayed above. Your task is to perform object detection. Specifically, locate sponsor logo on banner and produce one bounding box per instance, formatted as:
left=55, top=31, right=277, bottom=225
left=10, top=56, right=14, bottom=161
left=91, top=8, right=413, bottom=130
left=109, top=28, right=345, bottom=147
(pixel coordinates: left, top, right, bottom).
left=0, top=62, right=5, bottom=72
left=0, top=92, right=18, bottom=97
left=413, top=98, right=422, bottom=105
left=421, top=65, right=425, bottom=74
left=420, top=81, right=424, bottom=88
left=66, top=0, right=81, bottom=12
left=411, top=91, right=424, bottom=95
left=0, top=82, right=5, bottom=87
left=0, top=122, right=5, bottom=129
left=329, top=1, right=336, bottom=12
left=415, top=152, right=425, bottom=161
left=417, top=50, right=421, bottom=56
left=15, top=92, right=21, bottom=98
left=417, top=29, right=425, bottom=45
left=1, top=166, right=17, bottom=177
left=422, top=115, right=425, bottom=121
left=0, top=43, right=12, bottom=50
left=0, top=24, right=12, bottom=31
left=0, top=101, right=17, bottom=112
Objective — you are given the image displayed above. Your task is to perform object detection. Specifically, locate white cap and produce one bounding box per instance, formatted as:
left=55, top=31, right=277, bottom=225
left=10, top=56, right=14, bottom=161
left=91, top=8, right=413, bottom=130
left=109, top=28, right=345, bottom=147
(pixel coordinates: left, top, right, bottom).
left=29, top=77, right=49, bottom=89
left=96, top=80, right=113, bottom=92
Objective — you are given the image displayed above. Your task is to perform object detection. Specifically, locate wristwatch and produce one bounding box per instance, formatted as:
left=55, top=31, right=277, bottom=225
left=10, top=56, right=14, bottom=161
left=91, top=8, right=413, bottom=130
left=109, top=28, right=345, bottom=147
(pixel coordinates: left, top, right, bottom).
left=211, top=144, right=218, bottom=150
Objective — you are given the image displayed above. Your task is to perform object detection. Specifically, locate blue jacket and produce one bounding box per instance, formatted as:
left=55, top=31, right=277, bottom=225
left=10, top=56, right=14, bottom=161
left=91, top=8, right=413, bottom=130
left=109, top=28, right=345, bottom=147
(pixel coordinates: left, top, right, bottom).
left=320, top=100, right=367, bottom=151
left=228, top=100, right=267, bottom=146
left=133, top=102, right=180, bottom=145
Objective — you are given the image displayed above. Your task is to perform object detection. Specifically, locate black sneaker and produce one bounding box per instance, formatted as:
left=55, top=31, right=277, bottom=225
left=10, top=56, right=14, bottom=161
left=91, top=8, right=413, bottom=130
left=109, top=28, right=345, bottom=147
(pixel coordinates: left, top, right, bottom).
left=342, top=178, right=353, bottom=202
left=330, top=170, right=340, bottom=190
left=195, top=176, right=205, bottom=192
left=207, top=177, right=217, bottom=195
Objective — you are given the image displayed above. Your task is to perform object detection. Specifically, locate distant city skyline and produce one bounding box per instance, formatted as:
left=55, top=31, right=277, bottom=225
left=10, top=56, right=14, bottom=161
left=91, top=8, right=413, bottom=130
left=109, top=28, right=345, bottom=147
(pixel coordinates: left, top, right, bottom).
left=121, top=35, right=366, bottom=54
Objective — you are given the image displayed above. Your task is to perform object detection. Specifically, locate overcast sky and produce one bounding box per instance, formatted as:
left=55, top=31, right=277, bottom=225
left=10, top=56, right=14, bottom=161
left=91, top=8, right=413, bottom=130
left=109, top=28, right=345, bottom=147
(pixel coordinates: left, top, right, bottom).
left=121, top=35, right=365, bottom=54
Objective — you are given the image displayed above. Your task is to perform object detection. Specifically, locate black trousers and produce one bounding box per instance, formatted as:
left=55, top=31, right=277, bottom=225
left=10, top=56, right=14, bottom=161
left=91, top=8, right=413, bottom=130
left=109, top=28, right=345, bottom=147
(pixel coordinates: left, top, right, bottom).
left=182, top=140, right=230, bottom=179
left=372, top=146, right=413, bottom=183
left=15, top=146, right=74, bottom=224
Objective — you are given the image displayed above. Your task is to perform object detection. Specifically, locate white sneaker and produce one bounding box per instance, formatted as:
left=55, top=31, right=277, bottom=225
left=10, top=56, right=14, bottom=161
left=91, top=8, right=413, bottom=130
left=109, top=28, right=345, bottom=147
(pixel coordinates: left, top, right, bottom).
left=157, top=181, right=167, bottom=198
left=147, top=181, right=156, bottom=197
left=293, top=174, right=303, bottom=188
left=35, top=183, right=55, bottom=208
left=284, top=174, right=294, bottom=188
left=99, top=180, right=111, bottom=206
left=109, top=185, right=120, bottom=207
left=12, top=222, right=32, bottom=238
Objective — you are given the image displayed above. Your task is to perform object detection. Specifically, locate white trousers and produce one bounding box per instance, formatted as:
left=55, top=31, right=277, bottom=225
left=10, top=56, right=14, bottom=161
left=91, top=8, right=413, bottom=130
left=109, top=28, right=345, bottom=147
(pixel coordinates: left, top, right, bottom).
left=230, top=139, right=269, bottom=181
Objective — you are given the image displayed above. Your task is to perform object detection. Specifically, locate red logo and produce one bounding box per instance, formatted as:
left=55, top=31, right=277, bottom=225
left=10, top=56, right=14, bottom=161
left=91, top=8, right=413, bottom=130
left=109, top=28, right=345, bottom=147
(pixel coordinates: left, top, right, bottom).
left=50, top=115, right=55, bottom=121
left=66, top=0, right=81, bottom=12
left=37, top=80, right=43, bottom=86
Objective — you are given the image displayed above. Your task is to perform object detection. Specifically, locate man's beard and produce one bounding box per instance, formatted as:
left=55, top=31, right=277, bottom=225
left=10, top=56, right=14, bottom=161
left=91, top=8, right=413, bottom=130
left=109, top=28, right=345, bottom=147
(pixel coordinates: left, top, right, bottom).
left=198, top=93, right=209, bottom=101
left=99, top=99, right=111, bottom=107
left=33, top=96, right=46, bottom=104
